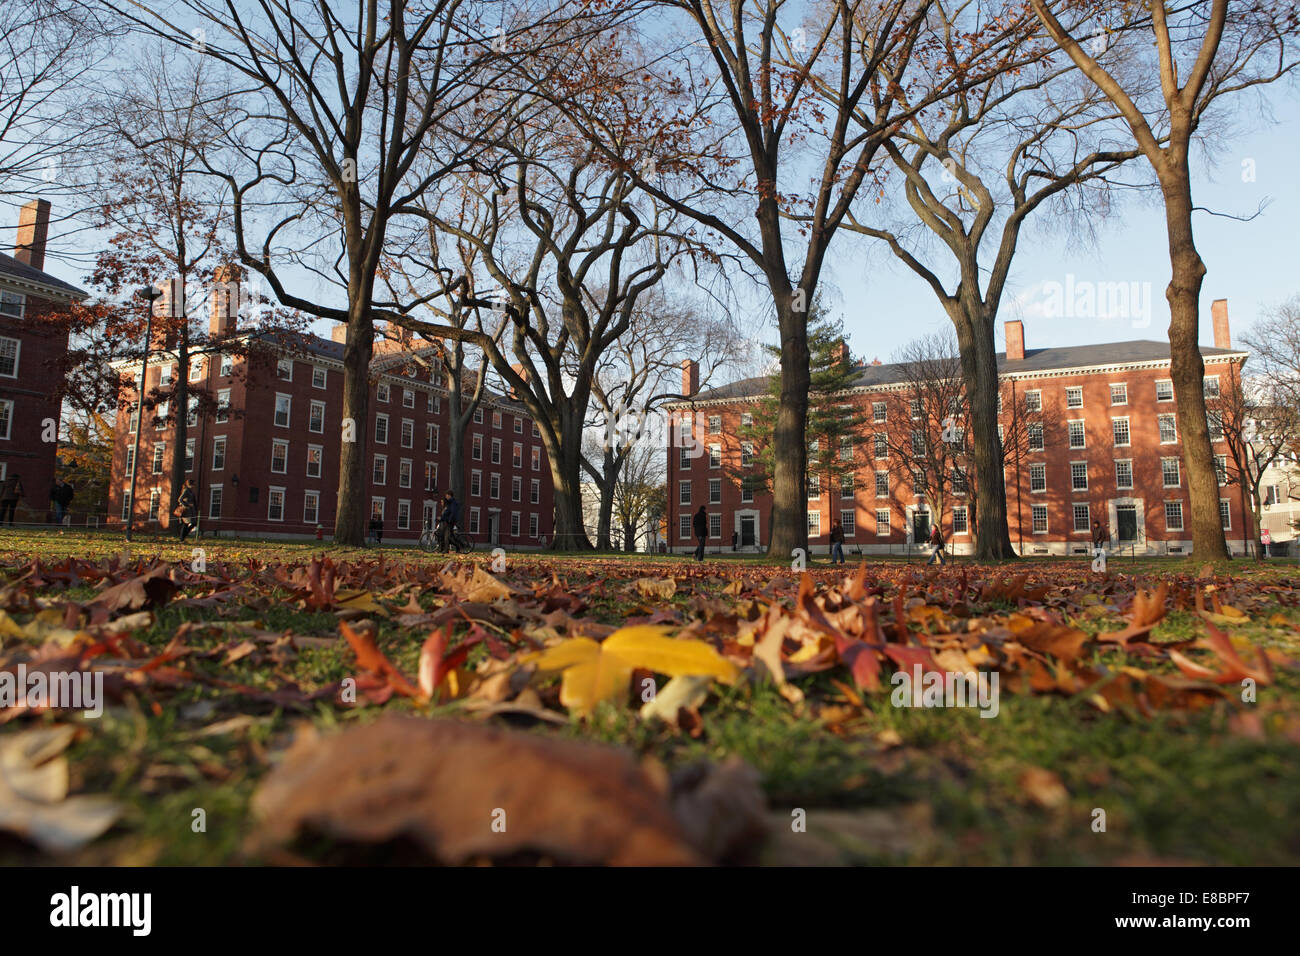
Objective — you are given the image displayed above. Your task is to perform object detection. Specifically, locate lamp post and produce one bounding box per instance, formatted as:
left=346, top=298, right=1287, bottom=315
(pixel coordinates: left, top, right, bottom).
left=125, top=284, right=162, bottom=543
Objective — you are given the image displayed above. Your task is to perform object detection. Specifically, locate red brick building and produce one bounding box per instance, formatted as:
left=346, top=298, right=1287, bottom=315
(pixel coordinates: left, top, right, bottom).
left=0, top=200, right=86, bottom=517
left=666, top=312, right=1250, bottom=556
left=107, top=273, right=555, bottom=545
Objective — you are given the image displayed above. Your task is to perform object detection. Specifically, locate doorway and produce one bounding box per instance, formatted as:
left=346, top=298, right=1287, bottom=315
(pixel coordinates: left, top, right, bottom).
left=487, top=512, right=500, bottom=546
left=1117, top=505, right=1138, bottom=543
left=912, top=509, right=931, bottom=545
left=740, top=515, right=756, bottom=548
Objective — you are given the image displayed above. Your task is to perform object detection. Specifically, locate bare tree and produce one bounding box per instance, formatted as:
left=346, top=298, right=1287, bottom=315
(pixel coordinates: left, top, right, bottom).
left=840, top=1, right=1145, bottom=560
left=1030, top=0, right=1300, bottom=559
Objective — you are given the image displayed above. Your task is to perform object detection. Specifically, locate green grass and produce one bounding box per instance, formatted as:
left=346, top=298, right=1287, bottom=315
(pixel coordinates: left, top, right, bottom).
left=2, top=528, right=1299, bottom=865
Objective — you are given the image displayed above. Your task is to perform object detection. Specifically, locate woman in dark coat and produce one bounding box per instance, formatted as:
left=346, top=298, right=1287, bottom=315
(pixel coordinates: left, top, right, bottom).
left=175, top=479, right=198, bottom=542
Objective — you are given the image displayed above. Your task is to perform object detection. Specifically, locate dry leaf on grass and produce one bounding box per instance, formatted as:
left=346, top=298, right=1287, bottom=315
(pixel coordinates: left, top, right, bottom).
left=245, top=716, right=764, bottom=865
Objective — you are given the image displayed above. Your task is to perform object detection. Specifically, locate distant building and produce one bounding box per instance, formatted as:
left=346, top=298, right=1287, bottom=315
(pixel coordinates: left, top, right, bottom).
left=0, top=200, right=86, bottom=517
left=107, top=271, right=555, bottom=544
left=666, top=311, right=1250, bottom=556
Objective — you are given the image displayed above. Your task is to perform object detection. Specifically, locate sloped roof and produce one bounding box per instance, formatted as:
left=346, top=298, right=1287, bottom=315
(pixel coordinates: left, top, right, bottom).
left=684, top=340, right=1246, bottom=403
left=0, top=251, right=87, bottom=300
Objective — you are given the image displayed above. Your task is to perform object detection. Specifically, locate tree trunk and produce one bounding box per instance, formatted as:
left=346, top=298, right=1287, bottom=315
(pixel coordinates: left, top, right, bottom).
left=1161, top=163, right=1228, bottom=560
left=953, top=310, right=1017, bottom=560
left=334, top=301, right=374, bottom=546
left=542, top=407, right=592, bottom=550
left=595, top=447, right=616, bottom=550
left=622, top=521, right=636, bottom=552
left=769, top=302, right=810, bottom=561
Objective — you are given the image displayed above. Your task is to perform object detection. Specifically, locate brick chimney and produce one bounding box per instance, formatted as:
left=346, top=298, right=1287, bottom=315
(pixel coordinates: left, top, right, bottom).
left=330, top=324, right=348, bottom=344
left=13, top=199, right=50, bottom=271
left=373, top=323, right=414, bottom=355
left=830, top=339, right=849, bottom=369
left=151, top=277, right=184, bottom=350
left=681, top=359, right=699, bottom=396
left=209, top=264, right=241, bottom=336
left=1005, top=320, right=1025, bottom=362
left=1211, top=298, right=1231, bottom=349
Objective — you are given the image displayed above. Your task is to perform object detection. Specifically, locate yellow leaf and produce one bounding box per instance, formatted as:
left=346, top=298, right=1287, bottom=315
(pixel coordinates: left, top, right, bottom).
left=529, top=626, right=737, bottom=718
left=0, top=611, right=25, bottom=640
left=464, top=568, right=512, bottom=603
left=334, top=589, right=386, bottom=614
left=635, top=578, right=677, bottom=599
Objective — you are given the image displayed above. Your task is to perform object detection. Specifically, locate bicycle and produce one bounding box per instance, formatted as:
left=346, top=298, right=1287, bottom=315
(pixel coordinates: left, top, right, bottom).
left=419, top=520, right=473, bottom=554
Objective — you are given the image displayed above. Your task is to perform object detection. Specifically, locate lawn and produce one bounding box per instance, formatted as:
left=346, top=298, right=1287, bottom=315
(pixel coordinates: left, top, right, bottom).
left=1, top=529, right=1298, bottom=866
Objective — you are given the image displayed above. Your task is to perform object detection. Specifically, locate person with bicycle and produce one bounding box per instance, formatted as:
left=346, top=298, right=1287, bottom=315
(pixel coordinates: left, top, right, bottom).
left=437, top=489, right=461, bottom=551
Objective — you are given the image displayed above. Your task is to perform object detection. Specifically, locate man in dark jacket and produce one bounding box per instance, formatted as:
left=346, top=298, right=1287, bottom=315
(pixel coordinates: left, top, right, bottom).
left=437, top=490, right=461, bottom=550
left=1091, top=520, right=1108, bottom=551
left=0, top=474, right=24, bottom=526
left=692, top=505, right=708, bottom=562
left=829, top=519, right=846, bottom=565
left=50, top=478, right=75, bottom=525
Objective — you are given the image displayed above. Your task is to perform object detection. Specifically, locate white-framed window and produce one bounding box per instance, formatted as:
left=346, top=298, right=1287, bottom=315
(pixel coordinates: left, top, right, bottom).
left=511, top=476, right=522, bottom=502
left=952, top=506, right=967, bottom=534
left=1215, top=455, right=1228, bottom=484
left=312, top=366, right=327, bottom=389
left=741, top=481, right=754, bottom=503
left=807, top=510, right=821, bottom=537
left=184, top=438, right=194, bottom=472
left=0, top=292, right=25, bottom=320
left=428, top=393, right=440, bottom=413
left=1, top=399, right=19, bottom=438
left=1115, top=459, right=1133, bottom=490
left=372, top=454, right=387, bottom=485
left=1112, top=417, right=1130, bottom=446
left=371, top=497, right=386, bottom=522
left=841, top=509, right=856, bottom=536
left=270, top=439, right=288, bottom=473
left=425, top=462, right=438, bottom=492
left=1065, top=386, right=1083, bottom=408
left=1027, top=422, right=1044, bottom=451
left=709, top=513, right=722, bottom=538
left=529, top=513, right=539, bottom=537
left=1207, top=412, right=1224, bottom=441
left=1164, top=499, right=1184, bottom=532
left=490, top=438, right=501, bottom=465
left=1068, top=420, right=1085, bottom=449
left=741, top=412, right=754, bottom=427
left=1030, top=462, right=1046, bottom=492
left=375, top=413, right=389, bottom=444
left=492, top=410, right=502, bottom=429
left=530, top=479, right=540, bottom=505
left=155, top=400, right=169, bottom=427
left=187, top=395, right=199, bottom=428
left=468, top=507, right=480, bottom=535
left=840, top=474, right=854, bottom=498
left=874, top=434, right=887, bottom=458
left=708, top=414, right=721, bottom=434
left=309, top=400, right=325, bottom=433
left=399, top=458, right=412, bottom=489
left=1031, top=504, right=1048, bottom=533
left=397, top=499, right=411, bottom=530
left=219, top=353, right=233, bottom=377
left=274, top=393, right=291, bottom=428
left=532, top=421, right=540, bottom=438
left=510, top=510, right=521, bottom=537
left=212, top=436, right=226, bottom=471
left=471, top=469, right=482, bottom=497
left=151, top=442, right=165, bottom=474
left=1219, top=499, right=1232, bottom=530
left=208, top=484, right=222, bottom=519
left=276, top=358, right=293, bottom=381
left=189, top=357, right=204, bottom=382
left=952, top=467, right=967, bottom=494
left=303, top=490, right=320, bottom=524
left=120, top=489, right=133, bottom=521
left=531, top=447, right=540, bottom=471
left=741, top=442, right=754, bottom=466
left=1158, top=413, right=1178, bottom=443
left=1156, top=379, right=1174, bottom=402
left=306, top=444, right=322, bottom=479
left=875, top=471, right=888, bottom=497
left=124, top=446, right=135, bottom=474
left=377, top=383, right=390, bottom=403
left=808, top=474, right=820, bottom=498
left=267, top=486, right=286, bottom=521
left=909, top=398, right=922, bottom=420
left=709, top=443, right=721, bottom=468
left=875, top=509, right=890, bottom=536
left=427, top=423, right=438, bottom=452
left=839, top=437, right=852, bottom=461
left=1203, top=375, right=1220, bottom=398
left=679, top=480, right=691, bottom=505
left=400, top=418, right=413, bottom=448
left=911, top=430, right=925, bottom=457
left=514, top=415, right=523, bottom=434
left=1073, top=503, right=1090, bottom=532
left=148, top=489, right=160, bottom=522
left=708, top=477, right=721, bottom=504
left=1070, top=461, right=1088, bottom=492
left=1110, top=383, right=1127, bottom=405
left=872, top=402, right=886, bottom=423
left=403, top=388, right=415, bottom=408
left=679, top=514, right=691, bottom=540
left=473, top=407, right=483, bottom=424
left=809, top=439, right=820, bottom=464
left=472, top=434, right=482, bottom=460
left=1161, top=457, right=1181, bottom=488
left=159, top=364, right=173, bottom=387
left=1025, top=390, right=1042, bottom=412
left=512, top=442, right=523, bottom=468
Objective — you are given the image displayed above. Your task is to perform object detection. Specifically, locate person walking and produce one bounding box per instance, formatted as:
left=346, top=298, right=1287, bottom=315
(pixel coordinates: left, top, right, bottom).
left=0, top=473, right=24, bottom=526
left=731, top=530, right=738, bottom=552
left=174, top=479, right=197, bottom=542
left=1091, top=519, right=1108, bottom=552
left=829, top=519, right=846, bottom=565
left=50, top=477, right=75, bottom=525
left=927, top=521, right=946, bottom=565
left=692, top=505, right=707, bottom=562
